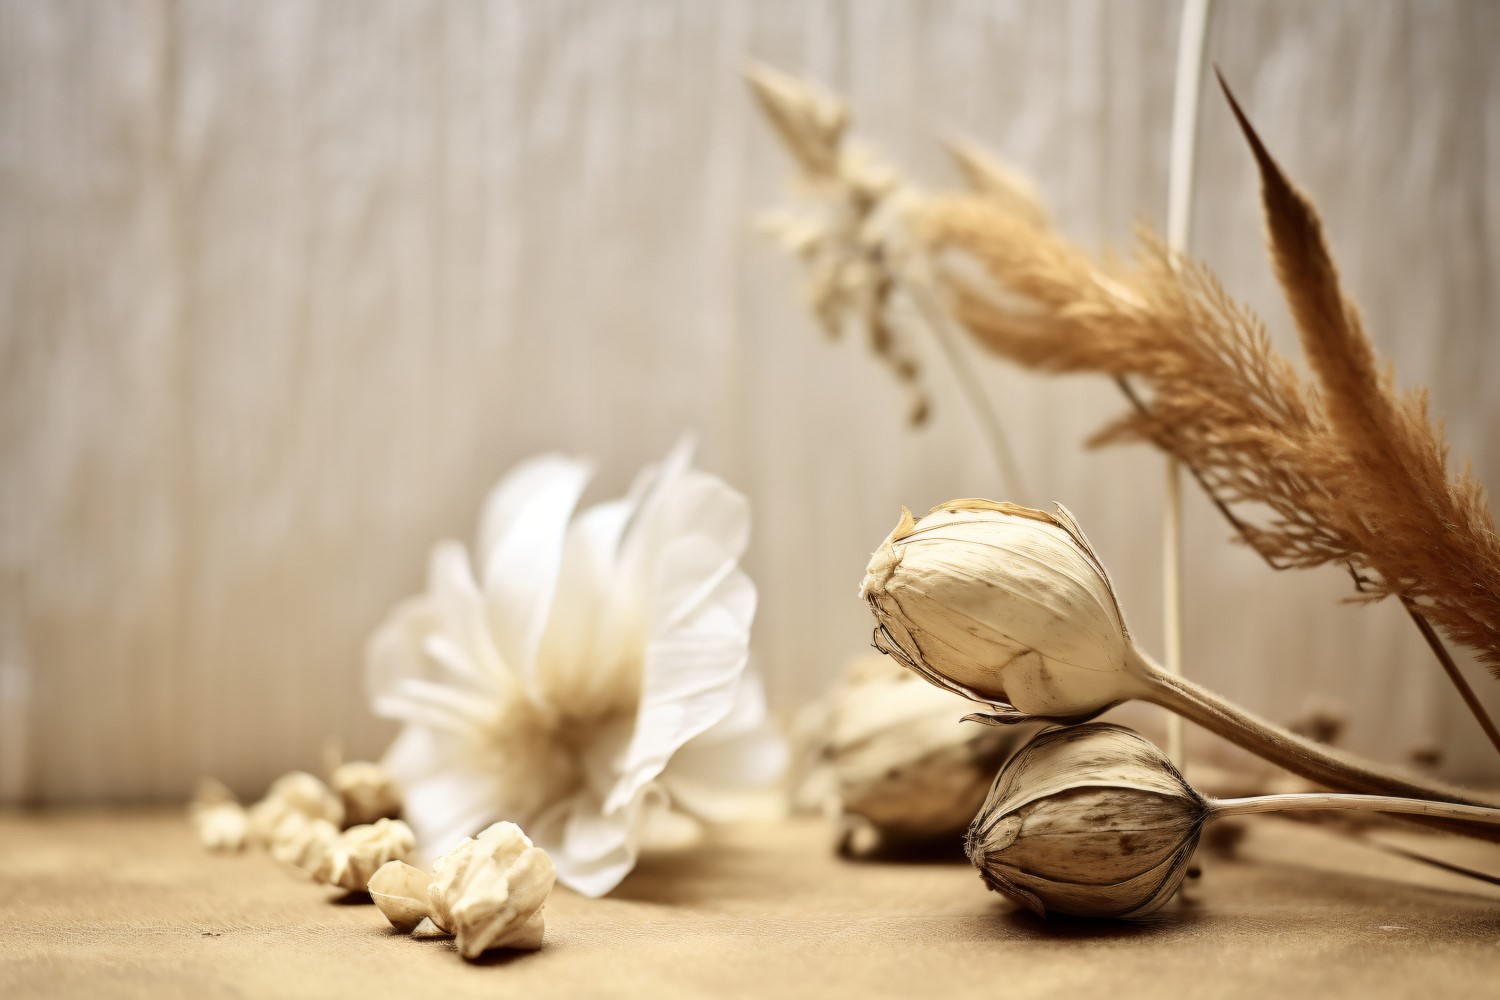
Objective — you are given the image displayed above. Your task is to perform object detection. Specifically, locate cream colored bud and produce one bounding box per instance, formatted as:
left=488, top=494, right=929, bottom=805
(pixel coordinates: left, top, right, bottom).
left=248, top=771, right=345, bottom=845
left=965, top=723, right=1206, bottom=919
left=428, top=822, right=555, bottom=958
left=861, top=501, right=1143, bottom=721
left=311, top=818, right=416, bottom=892
left=827, top=655, right=1025, bottom=844
left=369, top=860, right=436, bottom=933
left=330, top=761, right=403, bottom=827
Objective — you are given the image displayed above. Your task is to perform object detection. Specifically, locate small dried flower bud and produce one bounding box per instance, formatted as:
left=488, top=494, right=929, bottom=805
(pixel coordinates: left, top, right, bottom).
left=369, top=860, right=436, bottom=933
left=248, top=771, right=345, bottom=844
left=330, top=761, right=403, bottom=827
left=189, top=778, right=249, bottom=852
left=312, top=818, right=416, bottom=892
left=828, top=655, right=1022, bottom=843
left=861, top=501, right=1141, bottom=721
left=269, top=812, right=340, bottom=871
left=429, top=822, right=555, bottom=958
left=966, top=723, right=1207, bottom=919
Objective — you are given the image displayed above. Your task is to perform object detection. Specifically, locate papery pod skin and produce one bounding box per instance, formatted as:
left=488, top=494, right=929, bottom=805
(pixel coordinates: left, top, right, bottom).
left=269, top=813, right=340, bottom=872
left=828, top=655, right=1024, bottom=841
left=331, top=761, right=404, bottom=827
left=965, top=723, right=1207, bottom=919
left=313, top=818, right=416, bottom=892
left=248, top=771, right=346, bottom=844
left=369, top=860, right=436, bottom=933
left=861, top=501, right=1136, bottom=721
left=428, top=821, right=555, bottom=958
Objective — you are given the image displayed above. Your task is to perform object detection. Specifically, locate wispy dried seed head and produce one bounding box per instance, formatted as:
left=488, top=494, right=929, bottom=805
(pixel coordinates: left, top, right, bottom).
left=965, top=723, right=1207, bottom=919
left=861, top=501, right=1137, bottom=722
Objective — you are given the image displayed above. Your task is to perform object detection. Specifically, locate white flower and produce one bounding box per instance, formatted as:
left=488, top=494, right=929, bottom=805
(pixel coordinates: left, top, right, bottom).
left=367, top=439, right=786, bottom=896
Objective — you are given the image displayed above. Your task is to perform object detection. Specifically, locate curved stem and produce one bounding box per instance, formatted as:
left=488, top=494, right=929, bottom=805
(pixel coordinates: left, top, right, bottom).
left=1125, top=646, right=1500, bottom=841
left=906, top=281, right=1028, bottom=501
left=1212, top=793, right=1500, bottom=827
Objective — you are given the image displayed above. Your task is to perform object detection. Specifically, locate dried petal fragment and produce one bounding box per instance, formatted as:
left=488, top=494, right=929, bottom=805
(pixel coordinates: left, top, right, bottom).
left=331, top=761, right=403, bottom=827
left=369, top=860, right=435, bottom=932
left=270, top=812, right=340, bottom=872
left=429, top=821, right=555, bottom=959
left=312, top=818, right=416, bottom=892
left=248, top=771, right=345, bottom=844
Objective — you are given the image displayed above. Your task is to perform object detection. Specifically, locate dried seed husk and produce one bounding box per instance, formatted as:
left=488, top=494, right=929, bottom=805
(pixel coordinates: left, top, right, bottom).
left=966, top=724, right=1206, bottom=919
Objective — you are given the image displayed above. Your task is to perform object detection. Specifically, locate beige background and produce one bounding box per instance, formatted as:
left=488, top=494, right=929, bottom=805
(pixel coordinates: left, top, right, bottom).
left=2, top=0, right=1498, bottom=803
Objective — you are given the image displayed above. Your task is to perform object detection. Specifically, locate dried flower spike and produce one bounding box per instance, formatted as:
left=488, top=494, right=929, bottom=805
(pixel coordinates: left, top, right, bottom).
left=863, top=500, right=1500, bottom=838
left=969, top=723, right=1500, bottom=919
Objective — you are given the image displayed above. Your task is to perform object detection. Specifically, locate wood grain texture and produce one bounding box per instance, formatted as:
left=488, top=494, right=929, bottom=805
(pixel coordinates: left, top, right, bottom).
left=1, top=0, right=1497, bottom=802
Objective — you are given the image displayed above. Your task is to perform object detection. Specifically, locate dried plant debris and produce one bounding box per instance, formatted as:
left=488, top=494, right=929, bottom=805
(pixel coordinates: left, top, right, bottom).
left=918, top=78, right=1500, bottom=676
left=269, top=812, right=340, bottom=872
left=862, top=500, right=1500, bottom=838
left=824, top=655, right=1027, bottom=850
left=748, top=63, right=931, bottom=425
left=967, top=723, right=1500, bottom=919
left=330, top=761, right=404, bottom=827
left=189, top=778, right=250, bottom=853
left=371, top=822, right=555, bottom=959
left=311, top=818, right=416, bottom=893
left=248, top=771, right=345, bottom=846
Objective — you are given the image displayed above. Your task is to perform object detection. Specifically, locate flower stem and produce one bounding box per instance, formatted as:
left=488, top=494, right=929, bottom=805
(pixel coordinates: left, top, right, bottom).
left=1213, top=793, right=1500, bottom=828
left=907, top=281, right=1028, bottom=501
left=1126, top=647, right=1500, bottom=841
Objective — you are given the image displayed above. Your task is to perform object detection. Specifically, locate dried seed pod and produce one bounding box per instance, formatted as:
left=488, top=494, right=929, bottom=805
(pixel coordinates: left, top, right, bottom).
left=369, top=860, right=436, bottom=933
left=966, top=724, right=1206, bottom=919
left=248, top=771, right=345, bottom=845
left=428, top=822, right=555, bottom=958
left=311, top=818, right=416, bottom=893
left=188, top=778, right=249, bottom=852
left=269, top=812, right=340, bottom=872
left=966, top=723, right=1500, bottom=919
left=827, top=655, right=1025, bottom=845
left=862, top=501, right=1140, bottom=722
left=330, top=761, right=403, bottom=827
left=861, top=500, right=1500, bottom=837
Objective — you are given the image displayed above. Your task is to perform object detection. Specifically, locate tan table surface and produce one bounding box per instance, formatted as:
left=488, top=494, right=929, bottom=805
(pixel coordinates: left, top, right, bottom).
left=2, top=810, right=1498, bottom=999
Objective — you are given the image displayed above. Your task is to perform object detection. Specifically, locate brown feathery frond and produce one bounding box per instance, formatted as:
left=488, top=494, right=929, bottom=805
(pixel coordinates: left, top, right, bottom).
left=917, top=90, right=1500, bottom=677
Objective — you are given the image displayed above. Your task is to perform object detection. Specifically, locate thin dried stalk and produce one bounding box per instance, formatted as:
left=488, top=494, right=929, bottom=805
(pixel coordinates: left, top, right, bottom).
left=918, top=83, right=1500, bottom=707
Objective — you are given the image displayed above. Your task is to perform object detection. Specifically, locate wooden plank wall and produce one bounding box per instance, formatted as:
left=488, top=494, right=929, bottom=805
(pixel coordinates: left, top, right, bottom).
left=2, top=0, right=1497, bottom=802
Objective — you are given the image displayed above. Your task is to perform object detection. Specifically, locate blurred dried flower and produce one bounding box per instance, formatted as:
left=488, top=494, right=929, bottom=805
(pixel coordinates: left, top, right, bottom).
left=189, top=778, right=249, bottom=853
left=331, top=761, right=403, bottom=827
left=248, top=771, right=344, bottom=846
left=269, top=812, right=340, bottom=872
left=311, top=818, right=416, bottom=893
left=368, top=440, right=786, bottom=896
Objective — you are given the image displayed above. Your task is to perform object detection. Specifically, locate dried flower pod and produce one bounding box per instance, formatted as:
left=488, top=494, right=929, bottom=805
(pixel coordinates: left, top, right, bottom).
left=428, top=822, right=555, bottom=958
left=862, top=501, right=1140, bottom=722
left=966, top=724, right=1207, bottom=919
left=862, top=500, right=1500, bottom=837
left=330, top=761, right=403, bottom=827
left=248, top=771, right=345, bottom=845
left=369, top=860, right=436, bottom=933
left=827, top=655, right=1025, bottom=844
left=967, top=723, right=1500, bottom=919
left=188, top=778, right=249, bottom=852
left=312, top=818, right=416, bottom=893
left=269, top=812, right=340, bottom=872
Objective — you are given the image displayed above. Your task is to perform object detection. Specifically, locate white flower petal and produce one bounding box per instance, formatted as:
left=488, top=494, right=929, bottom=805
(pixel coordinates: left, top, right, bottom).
left=660, top=672, right=789, bottom=822
left=604, top=559, right=756, bottom=814
left=476, top=456, right=592, bottom=679
left=530, top=784, right=668, bottom=898
left=428, top=542, right=509, bottom=684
